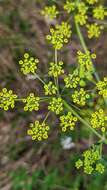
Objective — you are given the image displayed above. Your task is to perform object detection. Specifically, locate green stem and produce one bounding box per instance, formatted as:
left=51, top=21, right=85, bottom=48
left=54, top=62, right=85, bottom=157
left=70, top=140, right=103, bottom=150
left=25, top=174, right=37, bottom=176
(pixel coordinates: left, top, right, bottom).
left=15, top=98, right=25, bottom=101
left=63, top=100, right=107, bottom=143
left=55, top=49, right=60, bottom=96
left=40, top=97, right=52, bottom=102
left=75, top=20, right=100, bottom=82
left=15, top=97, right=51, bottom=102
left=35, top=74, right=46, bottom=85
left=75, top=21, right=88, bottom=53
left=100, top=142, right=103, bottom=158
left=42, top=111, right=50, bottom=124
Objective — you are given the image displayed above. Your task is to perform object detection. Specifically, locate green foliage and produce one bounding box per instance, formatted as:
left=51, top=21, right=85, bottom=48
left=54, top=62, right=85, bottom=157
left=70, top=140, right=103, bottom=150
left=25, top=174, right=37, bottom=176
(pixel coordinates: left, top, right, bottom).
left=10, top=167, right=43, bottom=190
left=10, top=159, right=107, bottom=190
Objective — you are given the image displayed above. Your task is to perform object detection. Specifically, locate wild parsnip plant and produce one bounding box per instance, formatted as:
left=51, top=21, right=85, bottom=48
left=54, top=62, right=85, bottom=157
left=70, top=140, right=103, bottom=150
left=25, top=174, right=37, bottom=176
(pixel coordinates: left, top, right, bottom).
left=0, top=0, right=107, bottom=175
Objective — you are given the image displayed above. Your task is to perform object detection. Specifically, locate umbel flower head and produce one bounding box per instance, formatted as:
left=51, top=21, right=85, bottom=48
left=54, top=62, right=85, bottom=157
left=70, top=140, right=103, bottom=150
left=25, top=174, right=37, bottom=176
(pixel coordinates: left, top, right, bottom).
left=75, top=2, right=88, bottom=26
left=64, top=73, right=80, bottom=89
left=60, top=112, right=77, bottom=132
left=93, top=5, right=107, bottom=20
left=77, top=50, right=96, bottom=79
left=23, top=93, right=40, bottom=112
left=90, top=109, right=107, bottom=133
left=46, top=22, right=72, bottom=49
left=48, top=97, right=63, bottom=115
left=41, top=5, right=59, bottom=20
left=86, top=23, right=104, bottom=39
left=77, top=2, right=88, bottom=15
left=64, top=1, right=88, bottom=26
left=27, top=120, right=50, bottom=141
left=44, top=82, right=57, bottom=95
left=0, top=88, right=17, bottom=111
left=64, top=1, right=88, bottom=15
left=75, top=13, right=88, bottom=26
left=64, top=0, right=75, bottom=13
left=95, top=163, right=105, bottom=174
left=48, top=61, right=64, bottom=78
left=96, top=77, right=107, bottom=98
left=76, top=147, right=105, bottom=174
left=72, top=88, right=90, bottom=106
left=19, top=53, right=39, bottom=75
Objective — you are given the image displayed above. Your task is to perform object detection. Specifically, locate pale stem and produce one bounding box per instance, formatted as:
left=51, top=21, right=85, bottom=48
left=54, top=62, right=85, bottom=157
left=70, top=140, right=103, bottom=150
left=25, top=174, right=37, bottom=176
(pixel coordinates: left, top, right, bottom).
left=54, top=49, right=60, bottom=96
left=36, top=74, right=46, bottom=85
left=75, top=20, right=100, bottom=81
left=42, top=111, right=50, bottom=124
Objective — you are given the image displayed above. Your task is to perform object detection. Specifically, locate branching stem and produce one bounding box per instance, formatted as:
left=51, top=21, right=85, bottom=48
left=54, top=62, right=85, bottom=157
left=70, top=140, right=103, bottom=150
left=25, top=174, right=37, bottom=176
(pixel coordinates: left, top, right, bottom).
left=63, top=100, right=107, bottom=144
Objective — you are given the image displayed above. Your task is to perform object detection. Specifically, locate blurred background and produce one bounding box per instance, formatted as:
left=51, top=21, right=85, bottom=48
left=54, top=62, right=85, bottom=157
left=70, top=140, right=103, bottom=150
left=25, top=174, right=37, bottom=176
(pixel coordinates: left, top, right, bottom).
left=0, top=0, right=107, bottom=189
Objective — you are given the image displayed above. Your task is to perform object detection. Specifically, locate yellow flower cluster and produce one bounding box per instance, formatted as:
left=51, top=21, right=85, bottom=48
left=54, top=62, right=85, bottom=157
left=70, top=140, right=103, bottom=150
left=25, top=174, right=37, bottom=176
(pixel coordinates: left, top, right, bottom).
left=46, top=22, right=72, bottom=49
left=90, top=109, right=107, bottom=133
left=48, top=97, right=63, bottom=115
left=64, top=0, right=75, bottom=13
left=75, top=2, right=88, bottom=26
left=77, top=50, right=96, bottom=68
left=96, top=163, right=105, bottom=174
left=77, top=2, right=88, bottom=15
left=23, top=93, right=40, bottom=112
left=48, top=61, right=64, bottom=78
left=86, top=0, right=98, bottom=4
left=0, top=88, right=17, bottom=111
left=75, top=13, right=88, bottom=26
left=60, top=112, right=77, bottom=132
left=19, top=53, right=39, bottom=75
left=41, top=5, right=59, bottom=20
left=77, top=50, right=96, bottom=79
left=72, top=88, right=90, bottom=106
left=96, top=77, right=107, bottom=98
left=86, top=24, right=104, bottom=39
left=76, top=147, right=105, bottom=174
left=64, top=74, right=80, bottom=89
left=63, top=0, right=105, bottom=39
left=27, top=120, right=50, bottom=141
left=93, top=6, right=107, bottom=20
left=44, top=82, right=57, bottom=95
